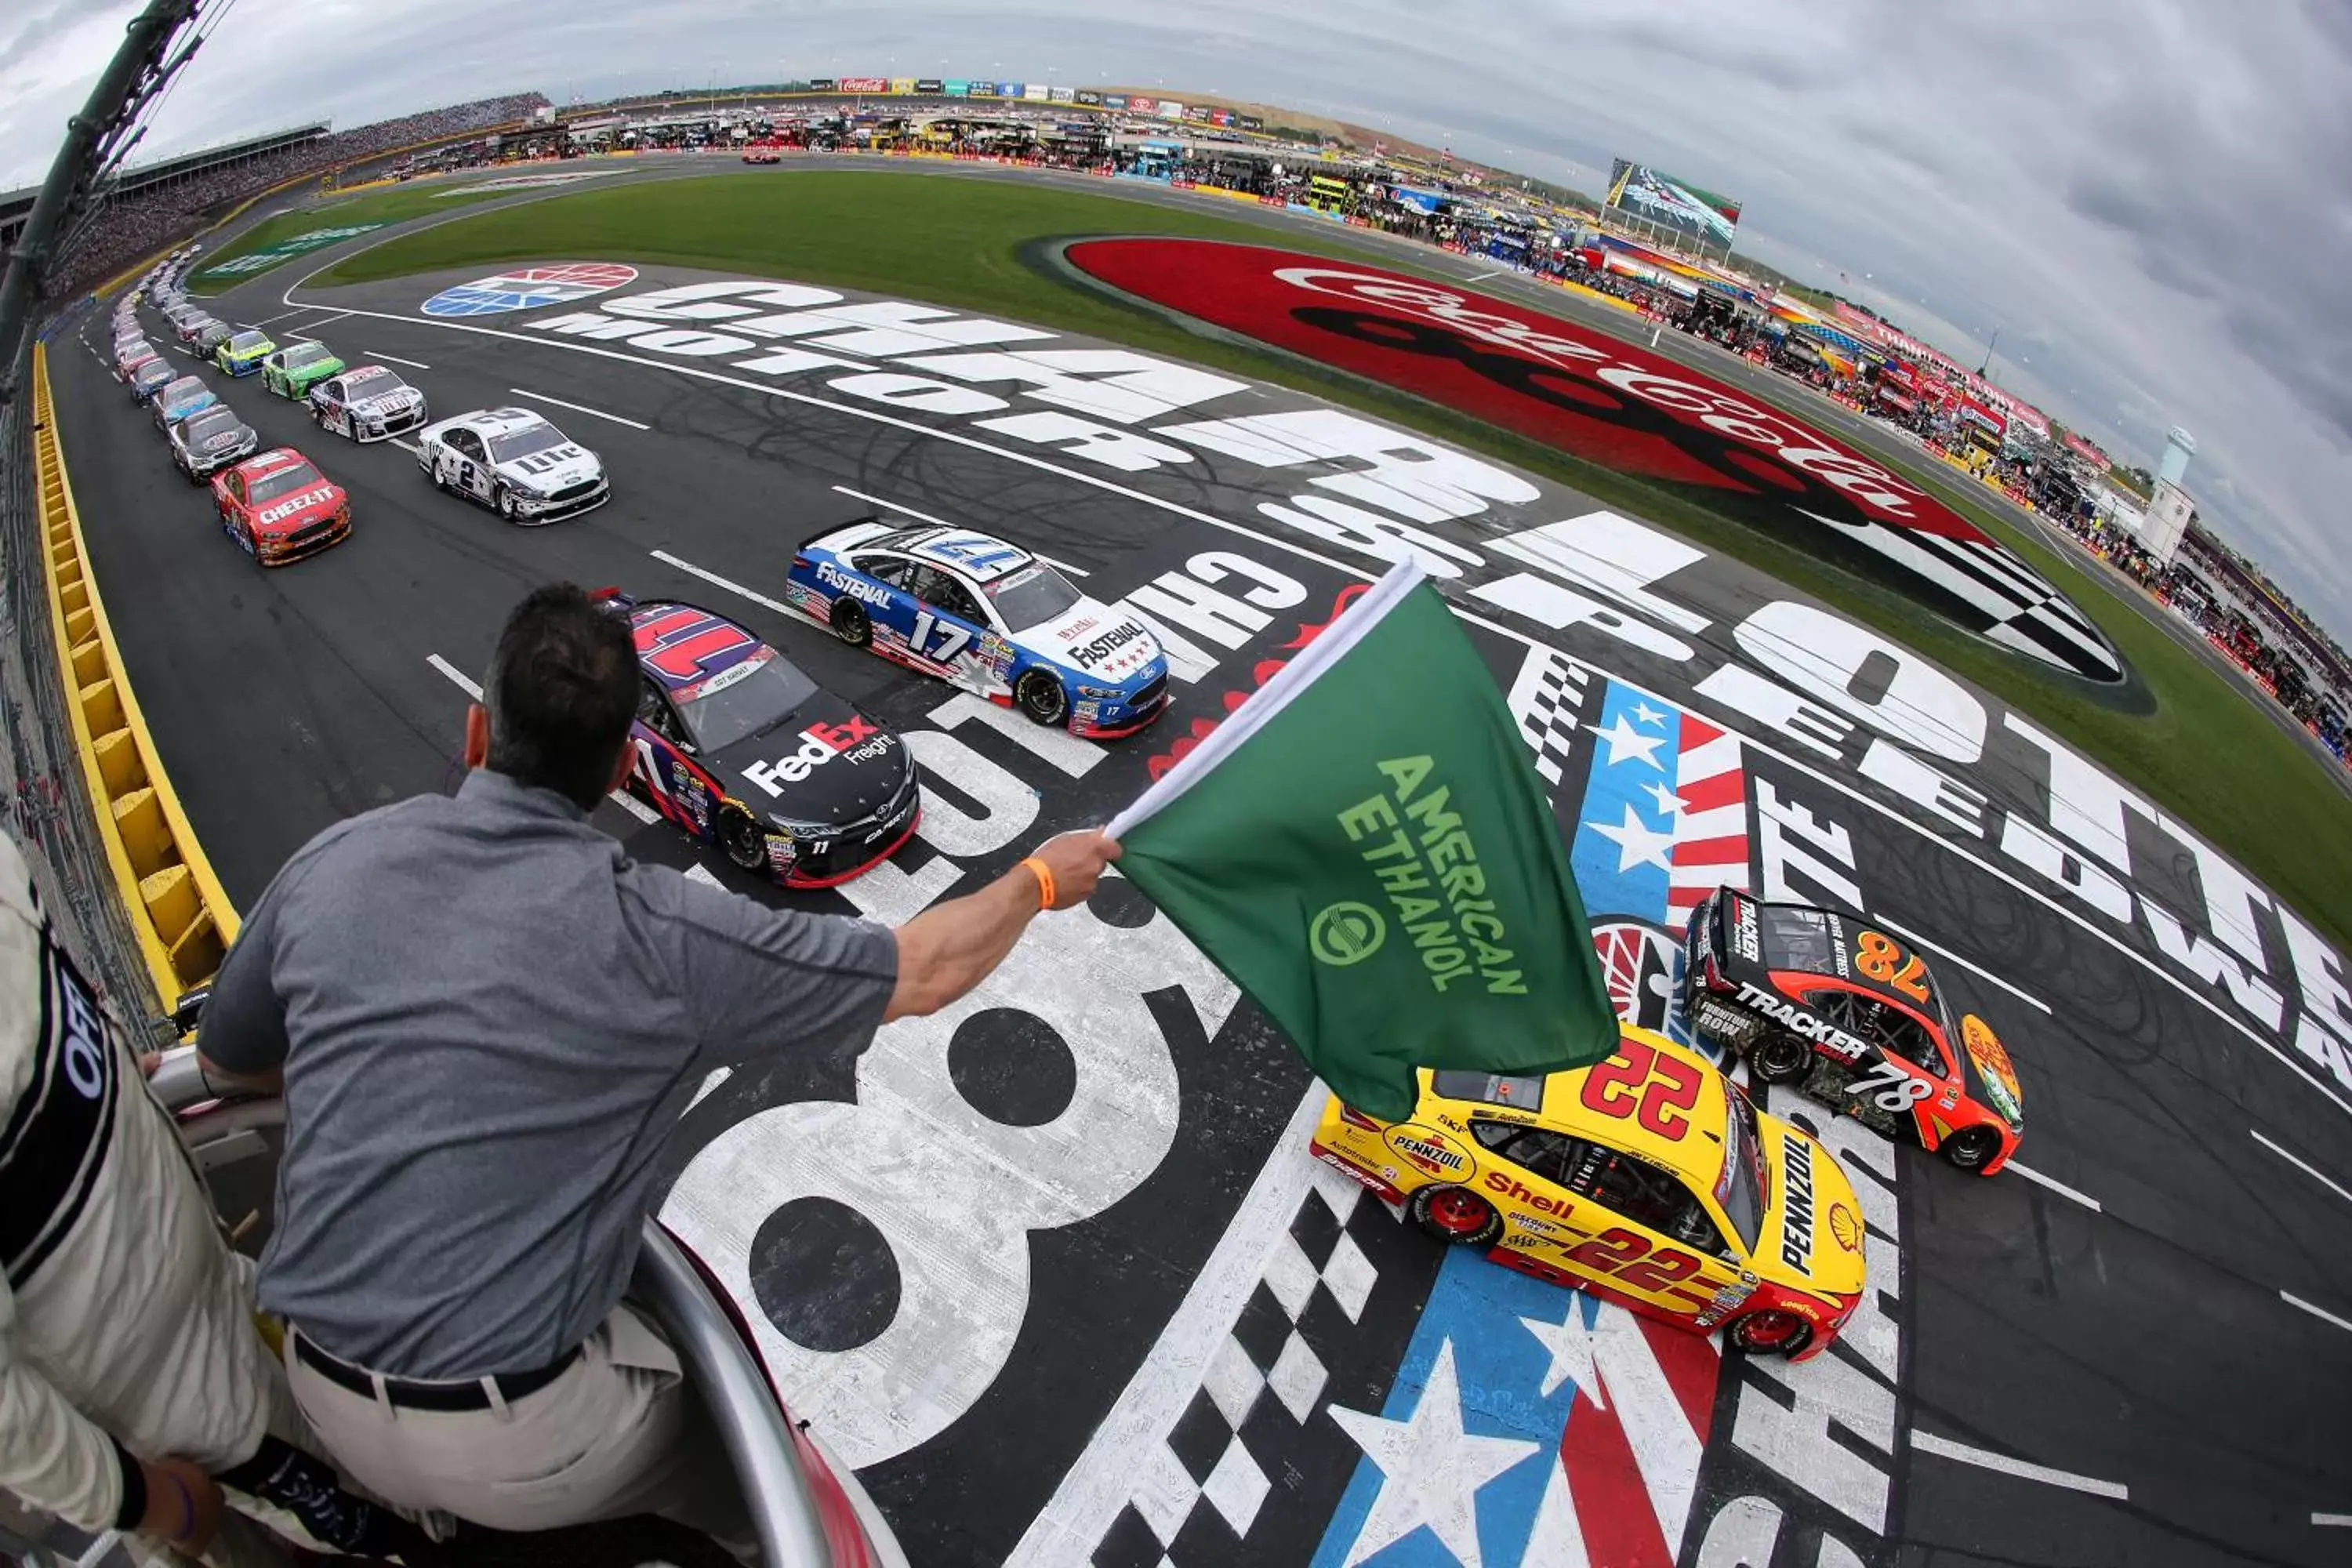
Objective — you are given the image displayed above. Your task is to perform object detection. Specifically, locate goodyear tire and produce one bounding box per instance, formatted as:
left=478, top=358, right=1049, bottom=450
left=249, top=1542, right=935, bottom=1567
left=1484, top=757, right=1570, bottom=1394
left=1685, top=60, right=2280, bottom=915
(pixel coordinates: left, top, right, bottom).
left=718, top=810, right=768, bottom=873
left=1410, top=1185, right=1503, bottom=1249
left=1728, top=1308, right=1814, bottom=1359
left=1751, top=1033, right=1813, bottom=1085
left=1940, top=1124, right=2003, bottom=1173
left=830, top=598, right=872, bottom=648
left=495, top=485, right=521, bottom=522
left=1015, top=668, right=1069, bottom=728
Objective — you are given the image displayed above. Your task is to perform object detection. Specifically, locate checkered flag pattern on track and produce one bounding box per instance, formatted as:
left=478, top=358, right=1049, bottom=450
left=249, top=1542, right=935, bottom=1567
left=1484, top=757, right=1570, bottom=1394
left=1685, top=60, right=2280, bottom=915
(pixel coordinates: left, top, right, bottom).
left=1504, top=647, right=1588, bottom=789
left=1085, top=1163, right=1405, bottom=1568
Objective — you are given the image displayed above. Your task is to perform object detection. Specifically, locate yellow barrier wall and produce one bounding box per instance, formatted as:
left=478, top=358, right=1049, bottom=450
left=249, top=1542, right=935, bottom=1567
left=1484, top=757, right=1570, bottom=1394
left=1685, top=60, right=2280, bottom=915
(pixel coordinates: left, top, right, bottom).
left=31, top=344, right=238, bottom=1003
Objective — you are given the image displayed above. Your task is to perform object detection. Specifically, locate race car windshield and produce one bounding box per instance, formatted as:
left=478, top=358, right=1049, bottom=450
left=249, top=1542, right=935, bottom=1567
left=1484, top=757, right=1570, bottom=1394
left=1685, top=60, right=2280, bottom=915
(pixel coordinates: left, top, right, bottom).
left=677, top=652, right=819, bottom=753
left=285, top=343, right=332, bottom=367
left=489, top=425, right=568, bottom=463
left=183, top=411, right=241, bottom=444
left=1718, top=1086, right=1767, bottom=1254
left=230, top=332, right=268, bottom=352
left=1760, top=906, right=1838, bottom=974
left=247, top=465, right=325, bottom=503
left=162, top=379, right=205, bottom=405
left=347, top=370, right=407, bottom=396
left=983, top=564, right=1084, bottom=630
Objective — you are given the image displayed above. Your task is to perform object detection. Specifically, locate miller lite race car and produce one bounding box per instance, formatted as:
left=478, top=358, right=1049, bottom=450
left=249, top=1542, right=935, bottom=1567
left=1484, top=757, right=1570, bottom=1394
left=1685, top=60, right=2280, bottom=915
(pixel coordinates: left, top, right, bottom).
left=416, top=407, right=608, bottom=521
left=308, top=365, right=429, bottom=443
left=786, top=521, right=1169, bottom=739
left=1312, top=1024, right=1868, bottom=1360
left=211, top=448, right=350, bottom=566
left=1683, top=888, right=2024, bottom=1174
left=610, top=596, right=920, bottom=887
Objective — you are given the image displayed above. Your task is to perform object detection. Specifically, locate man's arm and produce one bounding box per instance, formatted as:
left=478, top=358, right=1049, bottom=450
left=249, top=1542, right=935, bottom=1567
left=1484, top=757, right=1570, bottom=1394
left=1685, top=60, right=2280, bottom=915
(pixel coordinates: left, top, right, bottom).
left=192, top=886, right=286, bottom=1094
left=885, top=831, right=1120, bottom=1021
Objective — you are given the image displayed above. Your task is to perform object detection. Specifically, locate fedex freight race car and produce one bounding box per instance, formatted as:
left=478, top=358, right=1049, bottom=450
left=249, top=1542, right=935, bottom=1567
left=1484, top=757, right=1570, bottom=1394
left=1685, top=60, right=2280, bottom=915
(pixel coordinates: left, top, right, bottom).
left=608, top=595, right=920, bottom=886
left=416, top=407, right=608, bottom=521
left=1682, top=888, right=2025, bottom=1174
left=309, top=365, right=429, bottom=442
left=787, top=521, right=1170, bottom=738
left=1312, top=1024, right=1869, bottom=1361
left=212, top=448, right=350, bottom=566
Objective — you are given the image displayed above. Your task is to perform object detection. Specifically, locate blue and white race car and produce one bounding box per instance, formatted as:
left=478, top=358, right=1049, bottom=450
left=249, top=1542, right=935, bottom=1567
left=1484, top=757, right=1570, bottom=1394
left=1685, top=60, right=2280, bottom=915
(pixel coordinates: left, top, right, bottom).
left=786, top=521, right=1171, bottom=738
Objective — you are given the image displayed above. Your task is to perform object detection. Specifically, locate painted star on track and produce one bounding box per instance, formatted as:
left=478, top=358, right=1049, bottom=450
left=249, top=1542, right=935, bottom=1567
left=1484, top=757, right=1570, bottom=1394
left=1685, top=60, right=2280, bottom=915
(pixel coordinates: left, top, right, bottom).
left=1327, top=1339, right=1544, bottom=1568
left=1587, top=713, right=1668, bottom=769
left=1588, top=803, right=1678, bottom=873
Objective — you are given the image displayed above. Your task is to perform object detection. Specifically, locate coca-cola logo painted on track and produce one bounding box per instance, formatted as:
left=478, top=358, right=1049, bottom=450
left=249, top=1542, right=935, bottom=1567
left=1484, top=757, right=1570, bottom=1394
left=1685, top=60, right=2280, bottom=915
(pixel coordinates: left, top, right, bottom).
left=1064, top=238, right=2125, bottom=685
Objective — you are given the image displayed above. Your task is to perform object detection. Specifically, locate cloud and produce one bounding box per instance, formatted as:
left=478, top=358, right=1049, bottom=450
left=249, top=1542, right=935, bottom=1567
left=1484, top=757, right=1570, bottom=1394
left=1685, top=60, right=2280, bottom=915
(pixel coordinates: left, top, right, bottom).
left=5, top=0, right=2348, bottom=633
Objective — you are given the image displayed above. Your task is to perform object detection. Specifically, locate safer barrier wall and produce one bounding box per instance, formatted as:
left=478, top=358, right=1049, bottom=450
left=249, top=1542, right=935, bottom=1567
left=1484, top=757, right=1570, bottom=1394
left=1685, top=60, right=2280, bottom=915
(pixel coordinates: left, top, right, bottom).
left=30, top=343, right=235, bottom=1001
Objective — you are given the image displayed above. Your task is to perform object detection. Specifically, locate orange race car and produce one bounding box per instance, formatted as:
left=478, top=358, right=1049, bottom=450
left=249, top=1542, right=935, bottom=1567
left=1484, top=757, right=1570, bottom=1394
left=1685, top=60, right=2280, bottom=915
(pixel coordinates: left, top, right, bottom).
left=1311, top=1023, right=1869, bottom=1362
left=212, top=448, right=350, bottom=567
left=1682, top=887, right=2024, bottom=1174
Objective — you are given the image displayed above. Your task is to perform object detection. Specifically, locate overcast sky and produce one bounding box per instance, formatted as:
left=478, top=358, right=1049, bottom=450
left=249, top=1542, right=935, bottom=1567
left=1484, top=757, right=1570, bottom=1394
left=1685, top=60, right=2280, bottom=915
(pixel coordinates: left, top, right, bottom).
left=6, top=0, right=2348, bottom=633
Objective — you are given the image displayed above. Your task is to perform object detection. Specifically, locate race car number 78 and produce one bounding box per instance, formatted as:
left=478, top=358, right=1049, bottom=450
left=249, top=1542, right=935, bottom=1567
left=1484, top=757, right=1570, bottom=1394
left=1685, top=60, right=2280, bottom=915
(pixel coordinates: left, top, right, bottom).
left=1849, top=1059, right=1934, bottom=1114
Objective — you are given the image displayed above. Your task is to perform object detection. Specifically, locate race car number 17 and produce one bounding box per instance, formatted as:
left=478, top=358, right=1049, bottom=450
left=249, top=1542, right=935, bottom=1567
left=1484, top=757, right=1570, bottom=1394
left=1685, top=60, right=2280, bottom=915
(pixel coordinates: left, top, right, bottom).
left=911, top=609, right=974, bottom=662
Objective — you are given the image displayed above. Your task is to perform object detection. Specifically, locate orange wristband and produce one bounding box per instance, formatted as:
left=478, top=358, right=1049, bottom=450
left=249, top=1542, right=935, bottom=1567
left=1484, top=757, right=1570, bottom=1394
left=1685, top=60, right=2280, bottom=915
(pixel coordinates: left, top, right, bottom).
left=1020, top=855, right=1055, bottom=910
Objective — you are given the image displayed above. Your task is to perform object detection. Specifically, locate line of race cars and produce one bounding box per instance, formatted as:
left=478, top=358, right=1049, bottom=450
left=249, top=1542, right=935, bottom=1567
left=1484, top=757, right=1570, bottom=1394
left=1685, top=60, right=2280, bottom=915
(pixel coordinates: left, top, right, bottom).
left=96, top=252, right=2030, bottom=1372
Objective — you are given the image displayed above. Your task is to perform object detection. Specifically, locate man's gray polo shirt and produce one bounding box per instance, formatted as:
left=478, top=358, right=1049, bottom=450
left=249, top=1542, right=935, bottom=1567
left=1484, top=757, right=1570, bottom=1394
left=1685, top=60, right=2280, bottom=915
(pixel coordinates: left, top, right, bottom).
left=201, top=768, right=898, bottom=1380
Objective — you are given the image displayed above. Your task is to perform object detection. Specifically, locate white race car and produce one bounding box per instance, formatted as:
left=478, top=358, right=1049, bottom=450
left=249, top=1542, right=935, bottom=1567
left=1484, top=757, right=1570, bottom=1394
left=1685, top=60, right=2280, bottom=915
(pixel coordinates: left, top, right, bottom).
left=415, top=407, right=609, bottom=524
left=307, top=365, right=430, bottom=443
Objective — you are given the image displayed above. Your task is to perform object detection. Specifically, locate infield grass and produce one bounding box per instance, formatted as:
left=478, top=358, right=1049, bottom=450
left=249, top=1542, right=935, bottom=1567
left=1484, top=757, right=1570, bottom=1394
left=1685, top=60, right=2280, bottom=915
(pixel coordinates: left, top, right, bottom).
left=318, top=169, right=2352, bottom=949
left=189, top=178, right=530, bottom=294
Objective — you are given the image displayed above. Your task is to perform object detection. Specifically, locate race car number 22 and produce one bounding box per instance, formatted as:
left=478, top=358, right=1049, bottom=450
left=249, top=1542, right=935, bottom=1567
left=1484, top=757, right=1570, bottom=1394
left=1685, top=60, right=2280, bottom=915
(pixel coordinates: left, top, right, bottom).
left=1578, top=1036, right=1704, bottom=1139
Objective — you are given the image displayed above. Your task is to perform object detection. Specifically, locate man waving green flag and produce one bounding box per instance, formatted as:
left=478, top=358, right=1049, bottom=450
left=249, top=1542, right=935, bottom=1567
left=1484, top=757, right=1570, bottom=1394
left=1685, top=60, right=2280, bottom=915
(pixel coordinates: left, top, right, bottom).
left=1107, top=562, right=1616, bottom=1121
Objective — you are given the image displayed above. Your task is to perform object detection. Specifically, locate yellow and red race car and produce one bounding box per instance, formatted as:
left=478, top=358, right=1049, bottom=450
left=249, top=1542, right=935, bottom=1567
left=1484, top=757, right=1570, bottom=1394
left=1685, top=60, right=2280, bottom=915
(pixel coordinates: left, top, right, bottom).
left=1313, top=1025, right=1867, bottom=1360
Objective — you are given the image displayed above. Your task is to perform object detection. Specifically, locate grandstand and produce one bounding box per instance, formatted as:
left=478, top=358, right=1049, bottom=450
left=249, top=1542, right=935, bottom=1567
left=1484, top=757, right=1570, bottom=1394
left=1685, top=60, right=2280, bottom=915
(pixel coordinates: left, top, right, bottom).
left=0, top=123, right=327, bottom=254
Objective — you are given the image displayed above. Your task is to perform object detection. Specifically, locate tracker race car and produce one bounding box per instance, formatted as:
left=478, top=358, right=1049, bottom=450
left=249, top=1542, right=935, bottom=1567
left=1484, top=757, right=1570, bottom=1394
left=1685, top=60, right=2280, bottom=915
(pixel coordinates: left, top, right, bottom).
left=151, top=376, right=220, bottom=430
left=787, top=521, right=1169, bottom=738
left=416, top=407, right=608, bottom=521
left=1683, top=889, right=2024, bottom=1174
left=212, top=448, right=350, bottom=566
left=129, top=359, right=176, bottom=404
left=1312, top=1024, right=1868, bottom=1361
left=214, top=328, right=274, bottom=377
left=609, top=596, right=920, bottom=886
left=308, top=365, right=429, bottom=443
left=167, top=405, right=260, bottom=484
left=262, top=340, right=344, bottom=399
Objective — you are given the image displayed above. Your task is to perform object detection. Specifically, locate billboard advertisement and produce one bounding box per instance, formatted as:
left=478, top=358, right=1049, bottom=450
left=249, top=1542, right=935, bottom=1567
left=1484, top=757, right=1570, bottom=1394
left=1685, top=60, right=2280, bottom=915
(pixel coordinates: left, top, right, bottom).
left=999, top=82, right=1024, bottom=98
left=1210, top=108, right=1233, bottom=126
left=1603, top=159, right=1744, bottom=247
left=1048, top=86, right=1073, bottom=103
left=1185, top=103, right=1214, bottom=123
left=889, top=78, right=917, bottom=95
left=839, top=76, right=888, bottom=94
left=1024, top=84, right=1051, bottom=101
left=969, top=82, right=1000, bottom=98
left=1123, top=95, right=1156, bottom=114
left=1236, top=114, right=1264, bottom=131
left=806, top=78, right=835, bottom=92
left=942, top=80, right=968, bottom=96
left=1076, top=89, right=1104, bottom=106
left=1156, top=100, right=1185, bottom=120
left=915, top=78, right=944, bottom=93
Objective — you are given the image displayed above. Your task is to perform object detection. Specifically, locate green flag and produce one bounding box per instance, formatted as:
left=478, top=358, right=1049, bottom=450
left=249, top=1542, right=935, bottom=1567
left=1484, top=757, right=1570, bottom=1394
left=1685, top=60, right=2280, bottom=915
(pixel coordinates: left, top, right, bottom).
left=1108, top=562, right=1616, bottom=1121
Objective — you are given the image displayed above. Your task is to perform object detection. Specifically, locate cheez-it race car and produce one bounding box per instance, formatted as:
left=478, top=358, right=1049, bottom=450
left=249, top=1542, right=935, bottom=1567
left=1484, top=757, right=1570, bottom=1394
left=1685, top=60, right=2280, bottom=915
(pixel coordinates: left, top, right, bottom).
left=787, top=521, right=1170, bottom=739
left=610, top=595, right=921, bottom=887
left=1312, top=1024, right=1868, bottom=1361
left=1683, top=888, right=2024, bottom=1174
left=212, top=449, right=350, bottom=566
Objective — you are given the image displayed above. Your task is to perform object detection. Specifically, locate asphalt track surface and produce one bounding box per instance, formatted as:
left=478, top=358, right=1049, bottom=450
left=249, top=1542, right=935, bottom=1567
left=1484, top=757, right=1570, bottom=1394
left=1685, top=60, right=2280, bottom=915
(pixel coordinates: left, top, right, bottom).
left=49, top=158, right=2352, bottom=1568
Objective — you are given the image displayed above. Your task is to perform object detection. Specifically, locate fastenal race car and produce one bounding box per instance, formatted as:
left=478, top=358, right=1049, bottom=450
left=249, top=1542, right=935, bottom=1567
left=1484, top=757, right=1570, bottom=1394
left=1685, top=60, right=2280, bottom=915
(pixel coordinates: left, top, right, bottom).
left=1683, top=888, right=2024, bottom=1174
left=167, top=405, right=260, bottom=484
left=416, top=407, right=609, bottom=521
left=262, top=340, right=344, bottom=399
left=610, top=596, right=920, bottom=886
left=214, top=328, right=274, bottom=376
left=786, top=521, right=1170, bottom=738
left=1311, top=1025, right=1868, bottom=1360
left=151, top=376, right=220, bottom=430
left=308, top=365, right=429, bottom=442
left=212, top=448, right=350, bottom=566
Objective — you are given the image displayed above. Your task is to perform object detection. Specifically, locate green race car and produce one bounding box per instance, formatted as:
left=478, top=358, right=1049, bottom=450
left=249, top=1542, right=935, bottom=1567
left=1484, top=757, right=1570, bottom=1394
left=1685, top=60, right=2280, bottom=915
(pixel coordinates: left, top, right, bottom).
left=263, top=340, right=345, bottom=399
left=214, top=328, right=275, bottom=378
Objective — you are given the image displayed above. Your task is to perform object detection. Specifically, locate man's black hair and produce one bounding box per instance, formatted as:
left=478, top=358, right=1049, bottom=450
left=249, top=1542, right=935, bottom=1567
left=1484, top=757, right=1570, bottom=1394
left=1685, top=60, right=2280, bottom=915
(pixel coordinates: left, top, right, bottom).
left=484, top=583, right=637, bottom=811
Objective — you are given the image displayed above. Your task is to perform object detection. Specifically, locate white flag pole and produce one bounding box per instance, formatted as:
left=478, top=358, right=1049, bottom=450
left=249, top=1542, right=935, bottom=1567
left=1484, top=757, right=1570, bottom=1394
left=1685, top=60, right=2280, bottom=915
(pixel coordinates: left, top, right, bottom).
left=1104, top=559, right=1425, bottom=840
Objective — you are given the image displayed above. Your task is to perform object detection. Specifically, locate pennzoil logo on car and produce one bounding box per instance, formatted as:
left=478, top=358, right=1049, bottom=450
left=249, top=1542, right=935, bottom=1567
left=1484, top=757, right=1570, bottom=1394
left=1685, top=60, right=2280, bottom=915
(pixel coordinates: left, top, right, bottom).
left=1383, top=1123, right=1472, bottom=1178
left=1780, top=1133, right=1817, bottom=1273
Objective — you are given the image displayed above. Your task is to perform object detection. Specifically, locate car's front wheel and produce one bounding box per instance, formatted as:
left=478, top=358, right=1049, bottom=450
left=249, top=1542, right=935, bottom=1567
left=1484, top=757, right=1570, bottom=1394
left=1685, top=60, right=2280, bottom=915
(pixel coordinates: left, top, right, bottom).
left=1939, top=1124, right=2003, bottom=1174
left=495, top=485, right=521, bottom=521
left=1409, top=1185, right=1502, bottom=1249
left=1727, top=1308, right=1815, bottom=1359
left=717, top=810, right=768, bottom=873
left=1749, top=1033, right=1813, bottom=1084
left=830, top=599, right=872, bottom=647
left=1015, top=669, right=1069, bottom=728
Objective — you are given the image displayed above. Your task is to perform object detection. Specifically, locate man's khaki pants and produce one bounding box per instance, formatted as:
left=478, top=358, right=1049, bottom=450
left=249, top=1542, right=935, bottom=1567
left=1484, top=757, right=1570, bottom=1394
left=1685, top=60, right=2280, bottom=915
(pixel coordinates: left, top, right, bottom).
left=284, top=1302, right=749, bottom=1542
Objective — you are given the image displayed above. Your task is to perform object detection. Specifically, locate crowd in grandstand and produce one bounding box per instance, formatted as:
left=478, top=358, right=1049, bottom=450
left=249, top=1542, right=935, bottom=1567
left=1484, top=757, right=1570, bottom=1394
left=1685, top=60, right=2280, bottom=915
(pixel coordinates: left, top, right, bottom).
left=45, top=94, right=546, bottom=297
